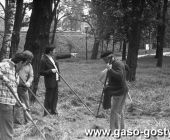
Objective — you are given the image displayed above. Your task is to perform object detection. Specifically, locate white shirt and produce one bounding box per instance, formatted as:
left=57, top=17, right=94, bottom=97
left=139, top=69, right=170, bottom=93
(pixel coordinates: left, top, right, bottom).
left=46, top=55, right=59, bottom=81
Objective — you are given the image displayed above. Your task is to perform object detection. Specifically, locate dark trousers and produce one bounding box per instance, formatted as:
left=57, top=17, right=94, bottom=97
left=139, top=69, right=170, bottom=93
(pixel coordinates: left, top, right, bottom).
left=14, top=86, right=29, bottom=124
left=44, top=83, right=58, bottom=115
left=0, top=103, right=13, bottom=140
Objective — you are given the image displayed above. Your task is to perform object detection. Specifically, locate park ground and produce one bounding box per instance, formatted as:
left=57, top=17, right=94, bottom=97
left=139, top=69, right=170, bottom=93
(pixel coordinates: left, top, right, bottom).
left=5, top=32, right=168, bottom=140
left=13, top=50, right=170, bottom=140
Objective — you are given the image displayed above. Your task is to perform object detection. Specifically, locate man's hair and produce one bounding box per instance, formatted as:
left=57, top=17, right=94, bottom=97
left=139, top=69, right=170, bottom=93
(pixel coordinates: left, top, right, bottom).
left=45, top=47, right=55, bottom=54
left=11, top=53, right=27, bottom=64
left=23, top=50, right=34, bottom=60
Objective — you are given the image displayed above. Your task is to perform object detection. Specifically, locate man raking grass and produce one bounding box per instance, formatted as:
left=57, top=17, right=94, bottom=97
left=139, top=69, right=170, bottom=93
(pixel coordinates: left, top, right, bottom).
left=98, top=51, right=129, bottom=131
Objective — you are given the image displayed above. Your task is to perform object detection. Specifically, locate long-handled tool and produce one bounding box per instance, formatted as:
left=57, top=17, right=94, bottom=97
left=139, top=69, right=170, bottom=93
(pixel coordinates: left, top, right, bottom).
left=19, top=77, right=51, bottom=116
left=96, top=89, right=104, bottom=118
left=96, top=72, right=108, bottom=118
left=56, top=71, right=96, bottom=117
left=1, top=76, right=46, bottom=140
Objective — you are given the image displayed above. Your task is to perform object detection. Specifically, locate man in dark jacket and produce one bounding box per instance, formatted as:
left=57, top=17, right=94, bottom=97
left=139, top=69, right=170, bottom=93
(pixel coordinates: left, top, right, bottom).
left=100, top=51, right=128, bottom=131
left=40, top=47, right=76, bottom=116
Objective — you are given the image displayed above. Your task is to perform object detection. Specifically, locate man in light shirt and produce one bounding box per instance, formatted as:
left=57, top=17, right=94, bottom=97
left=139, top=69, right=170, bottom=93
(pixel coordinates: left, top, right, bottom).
left=14, top=50, right=34, bottom=124
left=40, top=46, right=77, bottom=116
left=0, top=53, right=28, bottom=140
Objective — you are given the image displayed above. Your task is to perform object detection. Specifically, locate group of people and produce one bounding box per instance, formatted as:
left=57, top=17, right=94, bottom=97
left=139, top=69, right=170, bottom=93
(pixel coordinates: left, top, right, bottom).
left=0, top=46, right=128, bottom=140
left=0, top=46, right=76, bottom=140
left=0, top=50, right=34, bottom=140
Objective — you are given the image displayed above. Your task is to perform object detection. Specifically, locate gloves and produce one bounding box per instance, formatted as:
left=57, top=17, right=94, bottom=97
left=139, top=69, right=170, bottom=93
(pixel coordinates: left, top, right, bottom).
left=21, top=103, right=27, bottom=110
left=51, top=69, right=57, bottom=73
left=106, top=63, right=112, bottom=70
left=25, top=82, right=31, bottom=88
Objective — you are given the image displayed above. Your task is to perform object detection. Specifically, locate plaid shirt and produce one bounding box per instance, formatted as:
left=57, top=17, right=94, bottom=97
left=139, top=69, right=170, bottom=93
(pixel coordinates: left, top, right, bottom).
left=0, top=59, right=19, bottom=105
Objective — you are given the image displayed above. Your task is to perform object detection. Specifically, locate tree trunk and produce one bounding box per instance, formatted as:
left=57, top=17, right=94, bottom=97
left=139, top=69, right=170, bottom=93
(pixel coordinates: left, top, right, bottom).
left=126, top=22, right=141, bottom=81
left=112, top=39, right=115, bottom=52
left=126, top=0, right=144, bottom=81
left=91, top=28, right=101, bottom=59
left=156, top=25, right=164, bottom=67
left=10, top=0, right=23, bottom=58
left=119, top=41, right=122, bottom=52
left=91, top=38, right=100, bottom=59
left=24, top=0, right=53, bottom=102
left=90, top=0, right=103, bottom=59
left=0, top=0, right=16, bottom=61
left=156, top=0, right=168, bottom=67
left=50, top=0, right=60, bottom=44
left=51, top=14, right=58, bottom=44
left=106, top=40, right=109, bottom=51
left=155, top=45, right=159, bottom=58
left=122, top=40, right=126, bottom=61
left=155, top=0, right=161, bottom=59
left=101, top=40, right=104, bottom=53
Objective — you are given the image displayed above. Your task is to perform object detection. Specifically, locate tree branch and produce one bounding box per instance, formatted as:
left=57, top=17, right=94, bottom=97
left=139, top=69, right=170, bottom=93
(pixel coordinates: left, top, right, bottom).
left=0, top=2, right=5, bottom=13
left=50, top=0, right=61, bottom=23
left=69, top=17, right=93, bottom=30
left=58, top=13, right=72, bottom=22
left=0, top=33, right=3, bottom=38
left=0, top=16, right=5, bottom=20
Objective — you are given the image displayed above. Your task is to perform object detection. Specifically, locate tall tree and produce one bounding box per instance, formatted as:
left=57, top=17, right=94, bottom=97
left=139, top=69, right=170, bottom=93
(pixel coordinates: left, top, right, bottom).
left=90, top=0, right=123, bottom=59
left=0, top=0, right=16, bottom=61
left=10, top=1, right=32, bottom=58
left=156, top=0, right=168, bottom=67
left=24, top=0, right=55, bottom=101
left=50, top=0, right=60, bottom=44
left=155, top=0, right=161, bottom=59
left=126, top=0, right=145, bottom=81
left=122, top=39, right=127, bottom=60
left=90, top=0, right=105, bottom=59
left=9, top=0, right=23, bottom=58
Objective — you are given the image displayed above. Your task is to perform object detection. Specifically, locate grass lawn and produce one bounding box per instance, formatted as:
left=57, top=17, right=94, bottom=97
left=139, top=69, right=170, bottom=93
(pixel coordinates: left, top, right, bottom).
left=13, top=55, right=170, bottom=140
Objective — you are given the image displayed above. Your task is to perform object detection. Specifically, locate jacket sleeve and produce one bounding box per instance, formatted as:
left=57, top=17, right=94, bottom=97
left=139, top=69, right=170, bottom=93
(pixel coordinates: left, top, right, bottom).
left=39, top=58, right=53, bottom=76
left=56, top=54, right=71, bottom=60
left=107, top=62, right=123, bottom=81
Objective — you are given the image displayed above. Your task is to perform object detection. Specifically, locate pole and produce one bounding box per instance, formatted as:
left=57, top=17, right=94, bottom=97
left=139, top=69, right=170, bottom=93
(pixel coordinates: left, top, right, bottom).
left=96, top=89, right=104, bottom=117
left=1, top=76, right=46, bottom=140
left=96, top=73, right=108, bottom=117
